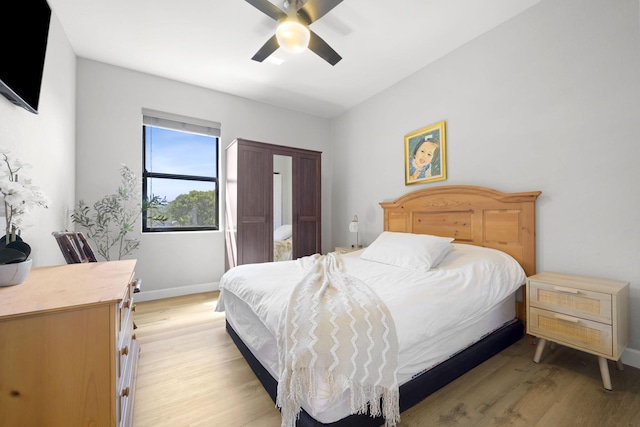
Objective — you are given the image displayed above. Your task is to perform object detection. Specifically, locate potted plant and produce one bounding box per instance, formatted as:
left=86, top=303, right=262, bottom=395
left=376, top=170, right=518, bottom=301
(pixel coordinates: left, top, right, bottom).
left=71, top=164, right=166, bottom=261
left=0, top=148, right=49, bottom=286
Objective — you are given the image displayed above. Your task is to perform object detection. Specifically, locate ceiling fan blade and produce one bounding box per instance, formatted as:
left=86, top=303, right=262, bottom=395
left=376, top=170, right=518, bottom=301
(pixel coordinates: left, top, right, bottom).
left=245, top=0, right=286, bottom=21
left=297, top=0, right=343, bottom=25
left=251, top=35, right=279, bottom=62
left=308, top=30, right=342, bottom=65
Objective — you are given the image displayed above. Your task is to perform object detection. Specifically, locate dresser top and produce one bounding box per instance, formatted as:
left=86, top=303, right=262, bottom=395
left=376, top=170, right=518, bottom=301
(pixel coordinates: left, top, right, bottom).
left=0, top=259, right=136, bottom=319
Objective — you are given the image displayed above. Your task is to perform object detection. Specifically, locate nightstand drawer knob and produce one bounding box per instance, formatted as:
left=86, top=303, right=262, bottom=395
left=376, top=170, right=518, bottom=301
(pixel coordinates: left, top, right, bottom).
left=553, top=313, right=579, bottom=323
left=553, top=286, right=579, bottom=294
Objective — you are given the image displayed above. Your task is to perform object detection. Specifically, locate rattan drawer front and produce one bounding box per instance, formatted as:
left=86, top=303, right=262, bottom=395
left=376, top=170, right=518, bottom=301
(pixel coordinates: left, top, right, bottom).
left=529, top=307, right=613, bottom=357
left=528, top=280, right=612, bottom=324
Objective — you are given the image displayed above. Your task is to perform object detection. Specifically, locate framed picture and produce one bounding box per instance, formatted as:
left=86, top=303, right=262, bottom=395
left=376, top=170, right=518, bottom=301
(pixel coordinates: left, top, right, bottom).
left=404, top=120, right=447, bottom=185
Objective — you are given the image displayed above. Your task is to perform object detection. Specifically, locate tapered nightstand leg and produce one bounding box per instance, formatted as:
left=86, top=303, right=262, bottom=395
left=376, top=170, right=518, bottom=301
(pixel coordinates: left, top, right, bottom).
left=598, top=356, right=612, bottom=390
left=533, top=338, right=547, bottom=363
left=616, top=358, right=624, bottom=371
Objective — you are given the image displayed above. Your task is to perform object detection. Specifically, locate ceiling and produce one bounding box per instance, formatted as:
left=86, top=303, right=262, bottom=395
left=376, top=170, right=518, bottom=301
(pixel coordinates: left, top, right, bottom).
left=48, top=0, right=540, bottom=118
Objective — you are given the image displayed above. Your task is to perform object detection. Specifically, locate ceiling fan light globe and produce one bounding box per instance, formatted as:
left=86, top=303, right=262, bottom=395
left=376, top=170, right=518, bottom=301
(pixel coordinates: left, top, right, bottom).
left=276, top=20, right=310, bottom=54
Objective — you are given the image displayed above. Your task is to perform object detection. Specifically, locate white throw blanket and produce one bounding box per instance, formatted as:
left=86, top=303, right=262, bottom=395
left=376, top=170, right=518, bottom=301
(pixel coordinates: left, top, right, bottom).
left=276, top=252, right=400, bottom=427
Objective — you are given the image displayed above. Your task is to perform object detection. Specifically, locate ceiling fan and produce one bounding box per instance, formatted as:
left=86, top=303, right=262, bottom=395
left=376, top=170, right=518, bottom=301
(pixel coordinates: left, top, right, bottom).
left=246, top=0, right=343, bottom=66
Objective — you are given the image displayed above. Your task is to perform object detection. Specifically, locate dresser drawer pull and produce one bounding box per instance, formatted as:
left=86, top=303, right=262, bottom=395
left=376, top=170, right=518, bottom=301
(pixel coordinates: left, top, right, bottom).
left=553, top=313, right=579, bottom=323
left=553, top=286, right=579, bottom=294
left=121, top=346, right=129, bottom=356
left=132, top=278, right=142, bottom=293
left=124, top=300, right=130, bottom=309
left=121, top=387, right=130, bottom=397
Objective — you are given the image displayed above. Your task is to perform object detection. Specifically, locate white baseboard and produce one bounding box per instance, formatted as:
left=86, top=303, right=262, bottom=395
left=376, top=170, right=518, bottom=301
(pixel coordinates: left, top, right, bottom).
left=134, top=281, right=219, bottom=302
left=622, top=346, right=640, bottom=370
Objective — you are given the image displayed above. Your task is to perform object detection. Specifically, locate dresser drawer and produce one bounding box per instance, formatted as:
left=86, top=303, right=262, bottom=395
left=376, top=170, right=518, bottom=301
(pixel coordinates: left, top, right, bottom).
left=116, top=286, right=132, bottom=342
left=116, top=280, right=135, bottom=344
left=528, top=279, right=612, bottom=324
left=117, top=319, right=134, bottom=379
left=529, top=307, right=613, bottom=357
left=117, top=338, right=139, bottom=427
left=117, top=338, right=140, bottom=427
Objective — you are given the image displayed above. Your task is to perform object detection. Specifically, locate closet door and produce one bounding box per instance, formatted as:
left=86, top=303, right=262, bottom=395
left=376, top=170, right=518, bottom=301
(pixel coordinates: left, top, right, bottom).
left=237, top=141, right=272, bottom=265
left=293, top=151, right=321, bottom=258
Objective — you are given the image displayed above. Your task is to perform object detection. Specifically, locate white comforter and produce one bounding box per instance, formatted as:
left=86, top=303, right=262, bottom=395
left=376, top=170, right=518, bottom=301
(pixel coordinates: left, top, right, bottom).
left=216, top=243, right=526, bottom=378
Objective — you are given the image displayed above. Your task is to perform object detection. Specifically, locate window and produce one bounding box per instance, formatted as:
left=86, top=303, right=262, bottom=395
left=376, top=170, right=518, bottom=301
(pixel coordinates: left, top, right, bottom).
left=142, top=109, right=220, bottom=232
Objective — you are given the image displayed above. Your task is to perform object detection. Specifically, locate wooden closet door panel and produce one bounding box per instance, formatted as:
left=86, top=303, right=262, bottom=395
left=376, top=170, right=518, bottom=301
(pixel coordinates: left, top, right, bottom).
left=239, top=222, right=271, bottom=264
left=293, top=152, right=321, bottom=258
left=237, top=142, right=272, bottom=265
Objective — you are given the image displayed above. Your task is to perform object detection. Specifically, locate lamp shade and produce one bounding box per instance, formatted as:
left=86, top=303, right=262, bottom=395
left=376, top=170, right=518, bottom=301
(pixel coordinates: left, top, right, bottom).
left=349, top=215, right=359, bottom=233
left=276, top=19, right=310, bottom=54
left=348, top=215, right=360, bottom=248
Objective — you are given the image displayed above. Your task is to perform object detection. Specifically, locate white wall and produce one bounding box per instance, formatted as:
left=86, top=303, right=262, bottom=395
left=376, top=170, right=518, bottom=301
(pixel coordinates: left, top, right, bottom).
left=330, top=0, right=640, bottom=364
left=0, top=13, right=76, bottom=267
left=75, top=59, right=332, bottom=301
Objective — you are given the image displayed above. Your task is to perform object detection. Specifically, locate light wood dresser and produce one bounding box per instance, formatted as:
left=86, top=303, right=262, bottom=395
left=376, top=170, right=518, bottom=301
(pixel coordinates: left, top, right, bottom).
left=0, top=260, right=140, bottom=426
left=526, top=271, right=630, bottom=390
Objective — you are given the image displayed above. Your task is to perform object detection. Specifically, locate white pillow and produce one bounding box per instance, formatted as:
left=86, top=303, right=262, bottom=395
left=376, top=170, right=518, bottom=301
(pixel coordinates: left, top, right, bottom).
left=360, top=231, right=454, bottom=272
left=274, top=224, right=292, bottom=241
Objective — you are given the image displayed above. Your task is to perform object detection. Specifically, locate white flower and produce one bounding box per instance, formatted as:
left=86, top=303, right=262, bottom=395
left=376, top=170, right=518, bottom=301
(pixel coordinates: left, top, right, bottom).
left=0, top=148, right=49, bottom=243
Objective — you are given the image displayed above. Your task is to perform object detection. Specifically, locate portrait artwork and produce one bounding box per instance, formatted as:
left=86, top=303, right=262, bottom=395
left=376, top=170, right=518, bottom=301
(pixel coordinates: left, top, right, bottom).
left=404, top=120, right=447, bottom=185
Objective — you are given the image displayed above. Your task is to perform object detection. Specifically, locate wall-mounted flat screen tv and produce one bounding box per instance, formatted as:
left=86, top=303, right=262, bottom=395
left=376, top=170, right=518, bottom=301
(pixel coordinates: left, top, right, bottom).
left=0, top=0, right=52, bottom=114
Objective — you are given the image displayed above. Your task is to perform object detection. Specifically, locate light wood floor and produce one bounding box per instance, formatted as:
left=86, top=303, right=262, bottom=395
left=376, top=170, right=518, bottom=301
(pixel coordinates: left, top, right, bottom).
left=132, top=292, right=640, bottom=427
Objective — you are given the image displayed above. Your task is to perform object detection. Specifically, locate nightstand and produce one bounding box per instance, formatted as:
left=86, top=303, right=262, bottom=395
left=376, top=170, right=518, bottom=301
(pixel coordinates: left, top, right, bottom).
left=334, top=246, right=364, bottom=254
left=526, top=272, right=630, bottom=390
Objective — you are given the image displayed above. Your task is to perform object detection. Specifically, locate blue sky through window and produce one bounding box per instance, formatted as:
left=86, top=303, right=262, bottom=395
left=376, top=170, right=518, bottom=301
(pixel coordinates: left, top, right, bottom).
left=145, top=126, right=217, bottom=202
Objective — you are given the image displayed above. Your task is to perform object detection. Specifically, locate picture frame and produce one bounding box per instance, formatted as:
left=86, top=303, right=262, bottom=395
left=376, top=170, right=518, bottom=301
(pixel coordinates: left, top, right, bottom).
left=404, top=120, right=447, bottom=185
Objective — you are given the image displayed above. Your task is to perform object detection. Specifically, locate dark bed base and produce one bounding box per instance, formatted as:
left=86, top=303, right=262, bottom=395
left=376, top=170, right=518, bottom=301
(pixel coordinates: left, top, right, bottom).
left=226, top=319, right=523, bottom=427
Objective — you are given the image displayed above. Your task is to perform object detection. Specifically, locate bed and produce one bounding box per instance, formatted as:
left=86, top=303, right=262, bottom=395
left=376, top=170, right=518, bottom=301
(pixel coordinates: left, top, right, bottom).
left=216, top=185, right=541, bottom=426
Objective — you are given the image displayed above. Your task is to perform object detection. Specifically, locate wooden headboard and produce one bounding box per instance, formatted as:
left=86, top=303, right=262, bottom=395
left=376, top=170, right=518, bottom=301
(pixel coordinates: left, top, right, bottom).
left=380, top=185, right=541, bottom=277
